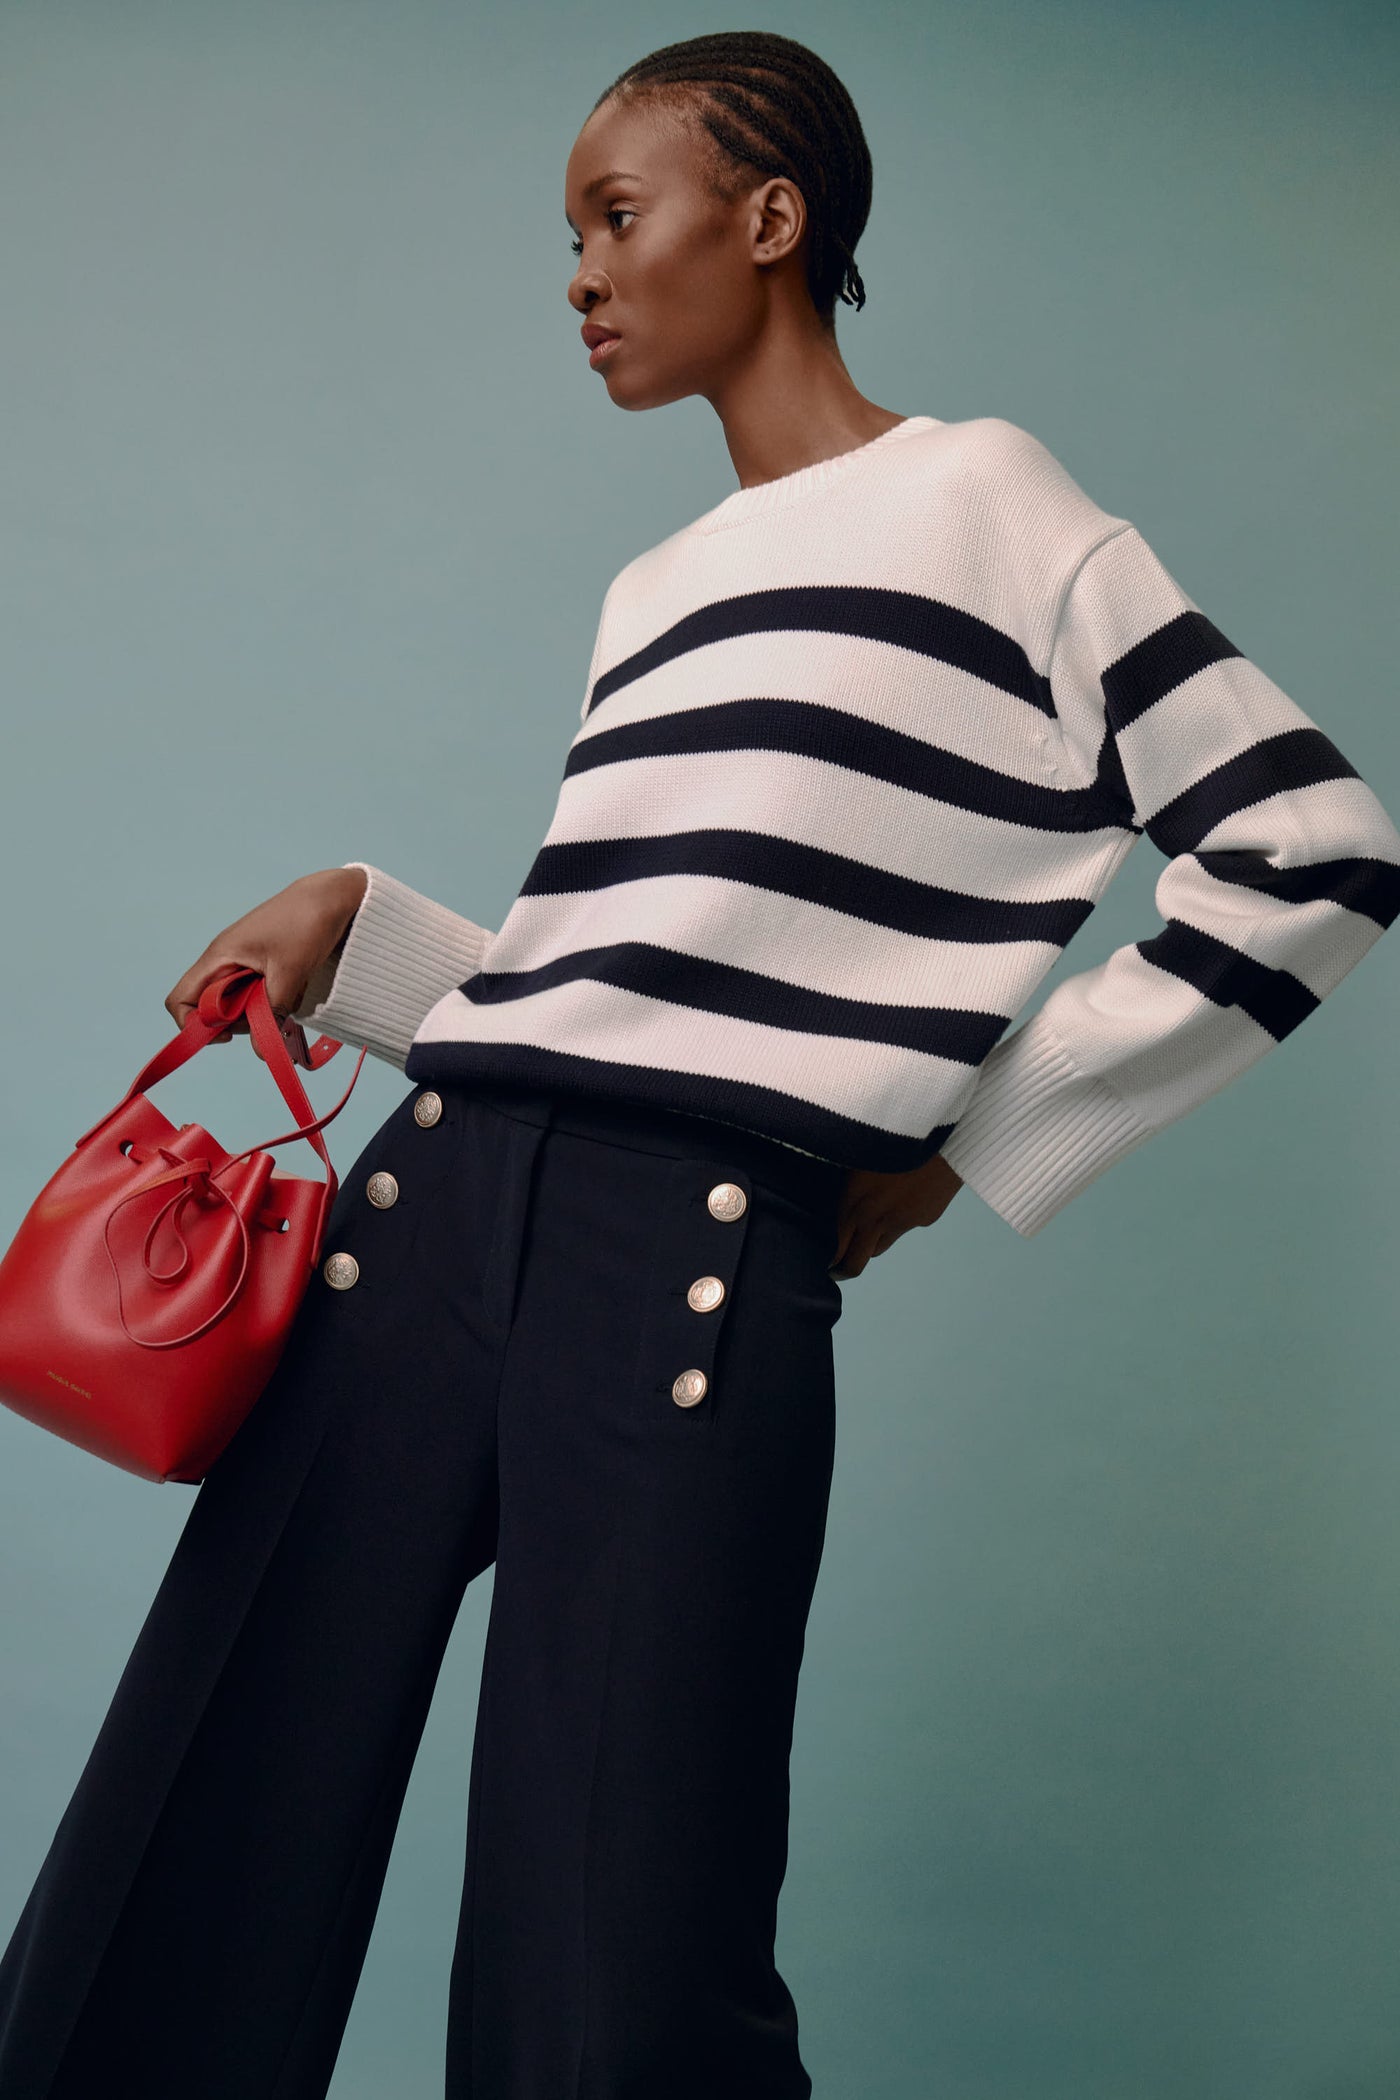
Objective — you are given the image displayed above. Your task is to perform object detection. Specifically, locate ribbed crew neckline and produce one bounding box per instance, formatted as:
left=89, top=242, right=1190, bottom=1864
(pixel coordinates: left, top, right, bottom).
left=681, top=414, right=942, bottom=536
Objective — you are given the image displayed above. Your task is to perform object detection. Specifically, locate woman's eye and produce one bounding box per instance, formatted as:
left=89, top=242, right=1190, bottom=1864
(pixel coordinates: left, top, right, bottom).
left=570, top=207, right=635, bottom=257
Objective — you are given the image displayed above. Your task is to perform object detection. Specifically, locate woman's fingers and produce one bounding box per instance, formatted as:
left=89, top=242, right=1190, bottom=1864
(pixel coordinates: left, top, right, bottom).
left=166, top=875, right=346, bottom=1053
left=831, top=1222, right=900, bottom=1279
left=166, top=957, right=264, bottom=1037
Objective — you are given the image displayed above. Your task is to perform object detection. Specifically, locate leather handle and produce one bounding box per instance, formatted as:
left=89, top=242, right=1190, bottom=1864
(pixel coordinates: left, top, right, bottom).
left=98, top=971, right=343, bottom=1109
left=75, top=972, right=368, bottom=1250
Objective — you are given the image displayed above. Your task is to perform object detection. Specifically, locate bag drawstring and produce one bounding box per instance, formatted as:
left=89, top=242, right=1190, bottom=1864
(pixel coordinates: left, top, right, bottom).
left=102, top=1142, right=286, bottom=1350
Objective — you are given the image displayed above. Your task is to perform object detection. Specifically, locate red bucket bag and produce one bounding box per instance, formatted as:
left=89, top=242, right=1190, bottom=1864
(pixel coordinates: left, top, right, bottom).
left=0, top=968, right=366, bottom=1484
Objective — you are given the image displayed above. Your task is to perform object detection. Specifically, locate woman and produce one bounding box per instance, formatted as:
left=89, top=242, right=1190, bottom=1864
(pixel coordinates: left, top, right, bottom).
left=2, top=28, right=1396, bottom=2100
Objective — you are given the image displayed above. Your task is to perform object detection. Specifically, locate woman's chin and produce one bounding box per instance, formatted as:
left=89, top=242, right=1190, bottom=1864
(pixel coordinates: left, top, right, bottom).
left=603, top=370, right=690, bottom=414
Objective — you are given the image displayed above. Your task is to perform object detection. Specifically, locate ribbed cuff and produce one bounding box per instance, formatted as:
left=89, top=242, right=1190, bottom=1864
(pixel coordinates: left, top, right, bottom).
left=291, top=862, right=493, bottom=1074
left=939, top=1013, right=1154, bottom=1237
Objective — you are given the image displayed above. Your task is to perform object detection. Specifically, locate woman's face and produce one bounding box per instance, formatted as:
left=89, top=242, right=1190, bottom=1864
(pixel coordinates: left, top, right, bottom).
left=564, top=94, right=790, bottom=412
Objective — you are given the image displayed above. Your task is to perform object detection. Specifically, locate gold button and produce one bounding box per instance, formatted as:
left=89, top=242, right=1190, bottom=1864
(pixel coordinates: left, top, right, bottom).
left=686, top=1275, right=725, bottom=1313
left=413, top=1090, right=444, bottom=1127
left=706, top=1181, right=746, bottom=1222
left=322, top=1250, right=360, bottom=1290
left=366, top=1171, right=399, bottom=1208
left=672, top=1369, right=708, bottom=1407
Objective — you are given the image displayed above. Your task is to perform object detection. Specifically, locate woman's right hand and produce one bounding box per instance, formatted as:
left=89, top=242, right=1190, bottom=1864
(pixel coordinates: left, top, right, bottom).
left=163, top=867, right=369, bottom=1059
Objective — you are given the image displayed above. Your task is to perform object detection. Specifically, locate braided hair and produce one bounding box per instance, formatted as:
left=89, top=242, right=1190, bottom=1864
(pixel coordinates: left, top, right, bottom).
left=592, top=32, right=872, bottom=330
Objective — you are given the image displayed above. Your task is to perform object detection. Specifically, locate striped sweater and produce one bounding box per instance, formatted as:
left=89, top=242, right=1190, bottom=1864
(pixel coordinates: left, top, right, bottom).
left=292, top=413, right=1400, bottom=1236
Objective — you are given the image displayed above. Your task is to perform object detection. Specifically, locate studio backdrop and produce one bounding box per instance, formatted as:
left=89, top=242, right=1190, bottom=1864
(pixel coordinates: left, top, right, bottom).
left=1, top=4, right=1397, bottom=2096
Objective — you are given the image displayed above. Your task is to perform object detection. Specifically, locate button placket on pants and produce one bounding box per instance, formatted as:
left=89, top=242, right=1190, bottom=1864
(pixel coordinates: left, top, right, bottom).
left=318, top=1088, right=458, bottom=1303
left=636, top=1156, right=753, bottom=1429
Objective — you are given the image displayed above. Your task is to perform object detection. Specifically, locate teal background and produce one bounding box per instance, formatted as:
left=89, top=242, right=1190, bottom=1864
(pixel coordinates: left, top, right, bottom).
left=2, top=2, right=1398, bottom=2093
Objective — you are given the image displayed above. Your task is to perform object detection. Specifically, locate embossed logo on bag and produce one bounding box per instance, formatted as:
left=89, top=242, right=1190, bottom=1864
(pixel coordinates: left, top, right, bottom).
left=45, top=1369, right=94, bottom=1398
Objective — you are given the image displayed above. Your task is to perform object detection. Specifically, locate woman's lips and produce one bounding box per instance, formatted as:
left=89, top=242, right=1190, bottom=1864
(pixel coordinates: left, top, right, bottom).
left=588, top=335, right=622, bottom=368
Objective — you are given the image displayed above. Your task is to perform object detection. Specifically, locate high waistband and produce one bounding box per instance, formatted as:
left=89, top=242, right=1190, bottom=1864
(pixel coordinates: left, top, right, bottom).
left=445, top=1080, right=850, bottom=1219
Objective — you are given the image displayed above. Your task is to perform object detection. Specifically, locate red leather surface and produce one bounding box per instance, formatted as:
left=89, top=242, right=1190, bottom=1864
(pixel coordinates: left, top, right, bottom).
left=0, top=970, right=366, bottom=1483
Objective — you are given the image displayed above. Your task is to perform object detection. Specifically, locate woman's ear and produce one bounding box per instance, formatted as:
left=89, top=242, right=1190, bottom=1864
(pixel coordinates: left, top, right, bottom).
left=749, top=175, right=807, bottom=270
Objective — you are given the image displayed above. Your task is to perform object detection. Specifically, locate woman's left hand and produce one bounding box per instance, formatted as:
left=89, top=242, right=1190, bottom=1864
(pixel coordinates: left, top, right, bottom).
left=828, top=1154, right=965, bottom=1279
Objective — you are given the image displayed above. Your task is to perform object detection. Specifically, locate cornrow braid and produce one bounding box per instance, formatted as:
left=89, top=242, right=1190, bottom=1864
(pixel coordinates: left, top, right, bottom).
left=593, top=31, right=872, bottom=328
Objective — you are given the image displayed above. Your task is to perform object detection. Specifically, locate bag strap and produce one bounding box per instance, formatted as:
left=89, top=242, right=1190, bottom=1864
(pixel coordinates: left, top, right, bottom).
left=76, top=971, right=368, bottom=1247
left=102, top=1148, right=259, bottom=1347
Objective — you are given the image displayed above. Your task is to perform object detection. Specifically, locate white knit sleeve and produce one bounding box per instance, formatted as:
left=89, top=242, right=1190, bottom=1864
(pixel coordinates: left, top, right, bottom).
left=939, top=523, right=1400, bottom=1235
left=290, top=862, right=494, bottom=1074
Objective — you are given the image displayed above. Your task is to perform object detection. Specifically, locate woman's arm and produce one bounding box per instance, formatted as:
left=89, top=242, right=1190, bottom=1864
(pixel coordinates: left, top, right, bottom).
left=291, top=861, right=495, bottom=1074
left=939, top=522, right=1400, bottom=1234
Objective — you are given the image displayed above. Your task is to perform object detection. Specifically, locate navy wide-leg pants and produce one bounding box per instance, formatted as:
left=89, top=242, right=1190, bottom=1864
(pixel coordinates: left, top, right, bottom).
left=0, top=1077, right=849, bottom=2099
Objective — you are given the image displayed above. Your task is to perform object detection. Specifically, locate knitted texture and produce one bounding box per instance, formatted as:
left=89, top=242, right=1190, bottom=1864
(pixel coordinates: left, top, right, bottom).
left=294, top=414, right=1400, bottom=1234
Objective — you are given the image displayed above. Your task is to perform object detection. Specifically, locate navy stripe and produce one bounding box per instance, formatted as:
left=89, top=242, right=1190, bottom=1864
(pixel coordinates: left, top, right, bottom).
left=464, top=941, right=1014, bottom=1066
left=584, top=586, right=1056, bottom=722
left=1144, top=727, right=1360, bottom=858
left=1102, top=609, right=1244, bottom=730
left=403, top=1037, right=956, bottom=1174
left=1136, top=921, right=1320, bottom=1040
left=1090, top=721, right=1142, bottom=833
left=517, top=829, right=1097, bottom=948
left=1193, top=849, right=1400, bottom=931
left=567, top=699, right=1118, bottom=836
